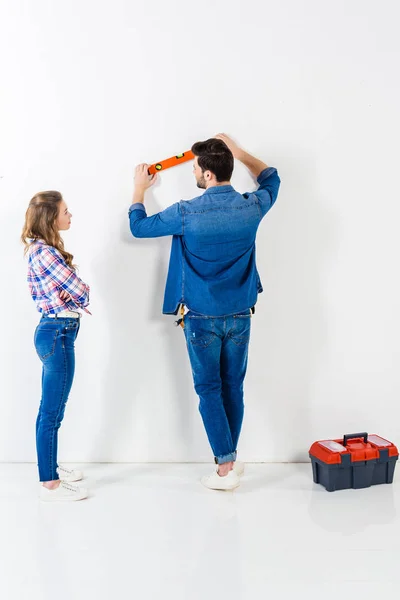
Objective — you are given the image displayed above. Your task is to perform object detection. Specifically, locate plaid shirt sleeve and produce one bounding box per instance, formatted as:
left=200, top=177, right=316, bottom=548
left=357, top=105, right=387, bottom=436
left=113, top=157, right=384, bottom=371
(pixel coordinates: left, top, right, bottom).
left=35, top=245, right=90, bottom=308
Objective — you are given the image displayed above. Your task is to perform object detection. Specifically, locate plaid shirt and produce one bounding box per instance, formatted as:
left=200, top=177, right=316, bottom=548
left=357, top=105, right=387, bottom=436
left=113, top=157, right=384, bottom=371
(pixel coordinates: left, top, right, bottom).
left=27, top=240, right=90, bottom=315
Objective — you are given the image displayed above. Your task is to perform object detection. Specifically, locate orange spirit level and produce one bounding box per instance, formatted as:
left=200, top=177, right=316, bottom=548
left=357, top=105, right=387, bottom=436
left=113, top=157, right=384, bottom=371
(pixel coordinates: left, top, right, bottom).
left=148, top=151, right=194, bottom=175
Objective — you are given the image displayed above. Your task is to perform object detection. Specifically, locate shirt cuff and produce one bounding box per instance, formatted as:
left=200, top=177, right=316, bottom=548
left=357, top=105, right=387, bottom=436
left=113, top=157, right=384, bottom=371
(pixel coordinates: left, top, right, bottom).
left=257, top=167, right=277, bottom=184
left=129, top=203, right=147, bottom=215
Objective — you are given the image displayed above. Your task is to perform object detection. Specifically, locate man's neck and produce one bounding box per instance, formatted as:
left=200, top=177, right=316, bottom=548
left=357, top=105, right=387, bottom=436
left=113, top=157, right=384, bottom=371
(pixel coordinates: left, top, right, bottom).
left=205, top=180, right=231, bottom=190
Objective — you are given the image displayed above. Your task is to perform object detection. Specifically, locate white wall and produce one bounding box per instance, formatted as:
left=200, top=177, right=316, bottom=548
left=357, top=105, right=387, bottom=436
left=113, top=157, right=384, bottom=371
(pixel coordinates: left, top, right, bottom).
left=1, top=0, right=400, bottom=463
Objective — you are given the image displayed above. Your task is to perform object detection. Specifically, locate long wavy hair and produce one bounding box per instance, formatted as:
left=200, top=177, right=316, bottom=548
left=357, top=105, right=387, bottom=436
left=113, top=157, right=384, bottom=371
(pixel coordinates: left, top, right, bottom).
left=21, top=191, right=75, bottom=269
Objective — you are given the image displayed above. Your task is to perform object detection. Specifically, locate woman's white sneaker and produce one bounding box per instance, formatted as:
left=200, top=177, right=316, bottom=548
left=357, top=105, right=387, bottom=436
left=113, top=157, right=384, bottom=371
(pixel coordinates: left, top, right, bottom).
left=201, top=470, right=240, bottom=491
left=233, top=461, right=245, bottom=476
left=57, top=466, right=83, bottom=482
left=40, top=481, right=88, bottom=502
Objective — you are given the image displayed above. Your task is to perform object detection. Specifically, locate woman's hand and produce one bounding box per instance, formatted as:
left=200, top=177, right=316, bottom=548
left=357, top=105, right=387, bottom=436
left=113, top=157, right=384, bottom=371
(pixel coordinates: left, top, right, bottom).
left=59, top=289, right=73, bottom=303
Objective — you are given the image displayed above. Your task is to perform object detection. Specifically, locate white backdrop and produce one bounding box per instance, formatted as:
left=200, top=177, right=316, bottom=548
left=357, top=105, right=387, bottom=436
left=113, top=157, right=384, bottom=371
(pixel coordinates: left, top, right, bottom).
left=1, top=0, right=399, bottom=463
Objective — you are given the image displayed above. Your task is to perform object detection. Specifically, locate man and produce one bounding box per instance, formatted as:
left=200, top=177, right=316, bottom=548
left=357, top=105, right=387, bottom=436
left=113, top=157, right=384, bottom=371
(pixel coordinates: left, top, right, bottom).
left=129, top=134, right=280, bottom=490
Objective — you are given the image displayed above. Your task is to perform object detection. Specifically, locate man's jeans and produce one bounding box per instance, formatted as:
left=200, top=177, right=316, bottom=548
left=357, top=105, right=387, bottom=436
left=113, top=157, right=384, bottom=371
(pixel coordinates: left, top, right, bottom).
left=34, top=315, right=80, bottom=482
left=183, top=310, right=251, bottom=464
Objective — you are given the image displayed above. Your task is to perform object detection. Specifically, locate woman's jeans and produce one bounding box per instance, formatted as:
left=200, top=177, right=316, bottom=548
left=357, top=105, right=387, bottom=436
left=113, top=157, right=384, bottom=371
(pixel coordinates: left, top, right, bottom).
left=183, top=310, right=251, bottom=465
left=34, top=315, right=80, bottom=482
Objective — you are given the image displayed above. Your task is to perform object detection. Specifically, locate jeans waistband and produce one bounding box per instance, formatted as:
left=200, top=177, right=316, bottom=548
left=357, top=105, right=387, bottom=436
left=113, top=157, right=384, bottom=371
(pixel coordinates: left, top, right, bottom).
left=188, top=309, right=251, bottom=318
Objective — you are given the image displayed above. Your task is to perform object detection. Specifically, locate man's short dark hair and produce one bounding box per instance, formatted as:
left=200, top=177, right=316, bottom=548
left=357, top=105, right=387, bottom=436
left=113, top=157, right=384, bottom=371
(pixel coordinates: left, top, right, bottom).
left=191, top=138, right=234, bottom=182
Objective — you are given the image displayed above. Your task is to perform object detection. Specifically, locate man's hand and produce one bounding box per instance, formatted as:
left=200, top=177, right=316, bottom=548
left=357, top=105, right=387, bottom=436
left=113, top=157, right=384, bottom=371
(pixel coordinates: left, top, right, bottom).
left=215, top=133, right=243, bottom=160
left=134, top=164, right=158, bottom=190
left=216, top=133, right=269, bottom=178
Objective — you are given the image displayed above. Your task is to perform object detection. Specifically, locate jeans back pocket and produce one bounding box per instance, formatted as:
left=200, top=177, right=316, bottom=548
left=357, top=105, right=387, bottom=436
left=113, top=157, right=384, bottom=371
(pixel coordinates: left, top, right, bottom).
left=229, top=315, right=251, bottom=346
left=186, top=316, right=216, bottom=348
left=34, top=327, right=59, bottom=360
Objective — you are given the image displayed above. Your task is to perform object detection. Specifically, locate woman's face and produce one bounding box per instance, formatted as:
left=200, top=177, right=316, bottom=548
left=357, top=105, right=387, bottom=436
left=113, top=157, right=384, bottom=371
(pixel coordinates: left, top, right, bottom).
left=56, top=199, right=72, bottom=231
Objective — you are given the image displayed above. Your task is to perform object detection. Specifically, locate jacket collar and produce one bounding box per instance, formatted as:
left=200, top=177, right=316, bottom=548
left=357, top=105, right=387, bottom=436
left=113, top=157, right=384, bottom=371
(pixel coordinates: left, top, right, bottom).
left=204, top=185, right=234, bottom=194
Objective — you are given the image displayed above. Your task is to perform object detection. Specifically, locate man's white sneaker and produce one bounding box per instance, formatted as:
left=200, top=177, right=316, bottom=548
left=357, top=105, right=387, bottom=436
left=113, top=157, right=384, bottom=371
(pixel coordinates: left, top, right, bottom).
left=40, top=481, right=88, bottom=502
left=201, top=470, right=240, bottom=491
left=57, top=466, right=83, bottom=482
left=233, top=461, right=245, bottom=476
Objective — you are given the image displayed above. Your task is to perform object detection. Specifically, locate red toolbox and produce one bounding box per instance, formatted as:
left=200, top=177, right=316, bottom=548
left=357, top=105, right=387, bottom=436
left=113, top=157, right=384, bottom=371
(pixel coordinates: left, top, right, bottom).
left=309, top=432, right=398, bottom=492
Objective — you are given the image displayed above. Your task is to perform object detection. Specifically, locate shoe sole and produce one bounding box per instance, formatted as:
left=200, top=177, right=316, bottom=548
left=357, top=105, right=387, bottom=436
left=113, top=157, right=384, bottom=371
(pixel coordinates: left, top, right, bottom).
left=40, top=494, right=88, bottom=503
left=201, top=479, right=240, bottom=491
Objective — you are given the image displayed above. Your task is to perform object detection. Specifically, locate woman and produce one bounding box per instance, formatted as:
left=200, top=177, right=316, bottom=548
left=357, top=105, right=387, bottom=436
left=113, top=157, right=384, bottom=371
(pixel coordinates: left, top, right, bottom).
left=22, top=191, right=90, bottom=502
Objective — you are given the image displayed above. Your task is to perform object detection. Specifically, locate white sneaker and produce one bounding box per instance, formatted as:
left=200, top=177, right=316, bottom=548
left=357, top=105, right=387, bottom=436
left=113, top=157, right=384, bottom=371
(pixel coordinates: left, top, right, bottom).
left=201, top=470, right=240, bottom=491
left=57, top=466, right=83, bottom=482
left=40, top=481, right=88, bottom=502
left=233, top=461, right=245, bottom=476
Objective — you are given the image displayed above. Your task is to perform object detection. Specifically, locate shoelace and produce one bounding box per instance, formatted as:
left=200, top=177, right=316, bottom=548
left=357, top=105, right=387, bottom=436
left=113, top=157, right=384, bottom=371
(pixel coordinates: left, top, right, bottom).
left=58, top=467, right=73, bottom=475
left=60, top=482, right=78, bottom=493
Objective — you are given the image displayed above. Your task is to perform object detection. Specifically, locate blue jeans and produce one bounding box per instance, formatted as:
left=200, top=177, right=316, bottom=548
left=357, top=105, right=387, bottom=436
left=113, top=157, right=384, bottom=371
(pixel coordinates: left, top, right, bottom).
left=183, top=310, right=251, bottom=464
left=34, top=315, right=80, bottom=482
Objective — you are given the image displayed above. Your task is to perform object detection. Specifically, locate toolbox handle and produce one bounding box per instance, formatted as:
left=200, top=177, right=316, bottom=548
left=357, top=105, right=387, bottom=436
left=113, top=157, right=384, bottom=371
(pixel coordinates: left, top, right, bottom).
left=343, top=432, right=368, bottom=446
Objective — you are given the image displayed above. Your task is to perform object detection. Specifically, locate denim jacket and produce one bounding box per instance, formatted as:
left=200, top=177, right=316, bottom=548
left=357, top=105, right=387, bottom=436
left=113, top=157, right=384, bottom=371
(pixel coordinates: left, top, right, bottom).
left=129, top=167, right=280, bottom=316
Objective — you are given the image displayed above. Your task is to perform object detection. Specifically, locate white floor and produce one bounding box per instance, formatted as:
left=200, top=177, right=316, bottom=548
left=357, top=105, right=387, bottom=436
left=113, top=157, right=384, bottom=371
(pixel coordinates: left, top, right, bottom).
left=1, top=463, right=399, bottom=599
